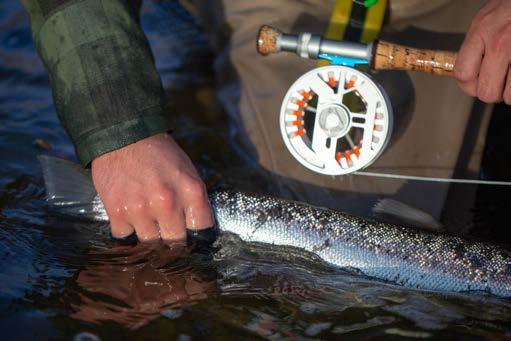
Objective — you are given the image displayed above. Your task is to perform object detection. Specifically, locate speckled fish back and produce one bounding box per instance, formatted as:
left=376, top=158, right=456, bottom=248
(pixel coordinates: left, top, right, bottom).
left=210, top=191, right=511, bottom=297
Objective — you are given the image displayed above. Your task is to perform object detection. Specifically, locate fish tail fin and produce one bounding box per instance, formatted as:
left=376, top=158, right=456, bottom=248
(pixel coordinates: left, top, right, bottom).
left=38, top=155, right=100, bottom=219
left=373, top=199, right=443, bottom=231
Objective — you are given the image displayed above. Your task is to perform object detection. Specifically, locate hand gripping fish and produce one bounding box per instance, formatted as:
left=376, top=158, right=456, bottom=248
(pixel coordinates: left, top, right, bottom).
left=38, top=155, right=511, bottom=297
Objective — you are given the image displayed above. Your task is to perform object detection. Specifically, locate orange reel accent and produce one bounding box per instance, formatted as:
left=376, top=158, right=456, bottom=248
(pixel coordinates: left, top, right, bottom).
left=353, top=146, right=360, bottom=157
left=328, top=76, right=336, bottom=88
left=300, top=90, right=312, bottom=100
left=335, top=152, right=342, bottom=162
left=344, top=151, right=352, bottom=162
left=295, top=99, right=307, bottom=108
left=294, top=129, right=306, bottom=137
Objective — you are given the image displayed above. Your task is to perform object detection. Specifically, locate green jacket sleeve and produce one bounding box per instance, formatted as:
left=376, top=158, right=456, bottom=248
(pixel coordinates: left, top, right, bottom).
left=22, top=0, right=171, bottom=166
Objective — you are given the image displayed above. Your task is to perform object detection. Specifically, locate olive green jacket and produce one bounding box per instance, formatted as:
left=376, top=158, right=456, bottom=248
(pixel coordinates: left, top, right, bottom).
left=22, top=0, right=171, bottom=166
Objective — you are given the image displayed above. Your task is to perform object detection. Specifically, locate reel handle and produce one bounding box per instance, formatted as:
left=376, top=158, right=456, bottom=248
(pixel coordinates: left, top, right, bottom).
left=373, top=41, right=456, bottom=77
left=257, top=25, right=457, bottom=77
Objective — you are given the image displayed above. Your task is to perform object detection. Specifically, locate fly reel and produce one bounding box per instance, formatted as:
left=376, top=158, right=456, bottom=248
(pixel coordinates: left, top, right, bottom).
left=280, top=65, right=392, bottom=175
left=258, top=24, right=458, bottom=176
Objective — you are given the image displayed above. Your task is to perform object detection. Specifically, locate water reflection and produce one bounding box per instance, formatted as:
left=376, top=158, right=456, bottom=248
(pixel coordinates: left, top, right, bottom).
left=211, top=235, right=511, bottom=339
left=71, top=242, right=217, bottom=330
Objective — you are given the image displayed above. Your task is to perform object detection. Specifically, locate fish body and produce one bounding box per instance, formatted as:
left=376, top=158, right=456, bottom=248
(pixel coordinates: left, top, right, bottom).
left=39, top=156, right=511, bottom=297
left=210, top=191, right=511, bottom=296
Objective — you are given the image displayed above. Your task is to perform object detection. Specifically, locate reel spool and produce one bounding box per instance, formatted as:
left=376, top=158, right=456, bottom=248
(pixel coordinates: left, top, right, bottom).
left=280, top=65, right=392, bottom=175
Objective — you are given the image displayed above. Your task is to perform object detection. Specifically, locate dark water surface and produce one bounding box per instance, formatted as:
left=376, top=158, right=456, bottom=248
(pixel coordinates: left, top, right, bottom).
left=1, top=1, right=511, bottom=339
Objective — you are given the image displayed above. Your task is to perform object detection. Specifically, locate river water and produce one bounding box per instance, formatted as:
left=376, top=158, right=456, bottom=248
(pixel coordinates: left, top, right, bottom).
left=1, top=1, right=510, bottom=339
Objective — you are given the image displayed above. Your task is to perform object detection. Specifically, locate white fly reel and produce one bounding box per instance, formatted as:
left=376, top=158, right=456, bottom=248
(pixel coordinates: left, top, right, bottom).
left=280, top=65, right=393, bottom=175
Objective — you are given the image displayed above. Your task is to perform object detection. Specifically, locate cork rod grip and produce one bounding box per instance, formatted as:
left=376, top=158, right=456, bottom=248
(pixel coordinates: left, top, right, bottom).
left=373, top=41, right=457, bottom=77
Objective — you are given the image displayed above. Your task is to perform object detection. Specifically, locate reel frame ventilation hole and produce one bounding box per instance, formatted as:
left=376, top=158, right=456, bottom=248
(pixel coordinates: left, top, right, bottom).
left=280, top=65, right=393, bottom=175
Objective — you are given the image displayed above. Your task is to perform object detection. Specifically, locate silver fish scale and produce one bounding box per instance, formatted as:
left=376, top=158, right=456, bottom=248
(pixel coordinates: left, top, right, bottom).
left=210, top=191, right=511, bottom=297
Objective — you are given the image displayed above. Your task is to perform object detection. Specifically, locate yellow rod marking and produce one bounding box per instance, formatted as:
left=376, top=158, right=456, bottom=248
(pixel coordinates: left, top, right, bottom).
left=361, top=0, right=387, bottom=43
left=318, top=0, right=353, bottom=66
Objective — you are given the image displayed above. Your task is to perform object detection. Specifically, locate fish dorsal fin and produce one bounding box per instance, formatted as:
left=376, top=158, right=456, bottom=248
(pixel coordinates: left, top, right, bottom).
left=372, top=199, right=443, bottom=231
left=38, top=155, right=99, bottom=218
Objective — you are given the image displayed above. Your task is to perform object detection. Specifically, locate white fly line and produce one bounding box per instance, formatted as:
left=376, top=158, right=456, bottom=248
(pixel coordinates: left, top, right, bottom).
left=355, top=171, right=511, bottom=186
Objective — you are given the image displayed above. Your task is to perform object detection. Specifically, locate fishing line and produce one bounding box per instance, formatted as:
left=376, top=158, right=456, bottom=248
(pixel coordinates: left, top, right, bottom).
left=354, top=171, right=511, bottom=186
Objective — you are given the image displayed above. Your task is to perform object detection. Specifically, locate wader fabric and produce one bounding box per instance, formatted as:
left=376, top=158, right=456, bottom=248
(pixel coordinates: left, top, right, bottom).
left=187, top=0, right=490, bottom=221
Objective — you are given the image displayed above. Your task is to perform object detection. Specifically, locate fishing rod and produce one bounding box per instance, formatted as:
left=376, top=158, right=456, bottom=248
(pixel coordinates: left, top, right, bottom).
left=257, top=25, right=456, bottom=76
left=256, top=26, right=511, bottom=186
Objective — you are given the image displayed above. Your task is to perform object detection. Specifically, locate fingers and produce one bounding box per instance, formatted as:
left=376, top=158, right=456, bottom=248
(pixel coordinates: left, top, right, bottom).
left=131, top=217, right=160, bottom=242
left=504, top=66, right=511, bottom=105
left=477, top=46, right=508, bottom=103
left=109, top=217, right=135, bottom=239
left=182, top=178, right=214, bottom=230
left=454, top=2, right=511, bottom=102
left=91, top=133, right=214, bottom=244
left=124, top=198, right=161, bottom=242
left=151, top=192, right=187, bottom=241
left=476, top=20, right=511, bottom=102
left=152, top=177, right=213, bottom=243
left=454, top=33, right=484, bottom=97
left=157, top=213, right=187, bottom=241
left=185, top=203, right=214, bottom=230
left=150, top=183, right=186, bottom=241
left=107, top=200, right=159, bottom=241
left=106, top=184, right=212, bottom=243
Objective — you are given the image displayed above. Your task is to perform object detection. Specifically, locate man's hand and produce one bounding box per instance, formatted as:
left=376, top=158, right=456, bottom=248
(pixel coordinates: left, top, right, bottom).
left=91, top=133, right=213, bottom=242
left=454, top=0, right=511, bottom=104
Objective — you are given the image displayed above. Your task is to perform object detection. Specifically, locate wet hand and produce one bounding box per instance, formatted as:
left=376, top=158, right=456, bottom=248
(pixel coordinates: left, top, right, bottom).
left=91, top=133, right=213, bottom=242
left=454, top=0, right=511, bottom=104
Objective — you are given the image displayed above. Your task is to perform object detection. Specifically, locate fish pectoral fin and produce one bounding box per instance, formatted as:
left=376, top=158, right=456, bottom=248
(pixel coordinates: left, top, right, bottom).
left=372, top=199, right=443, bottom=231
